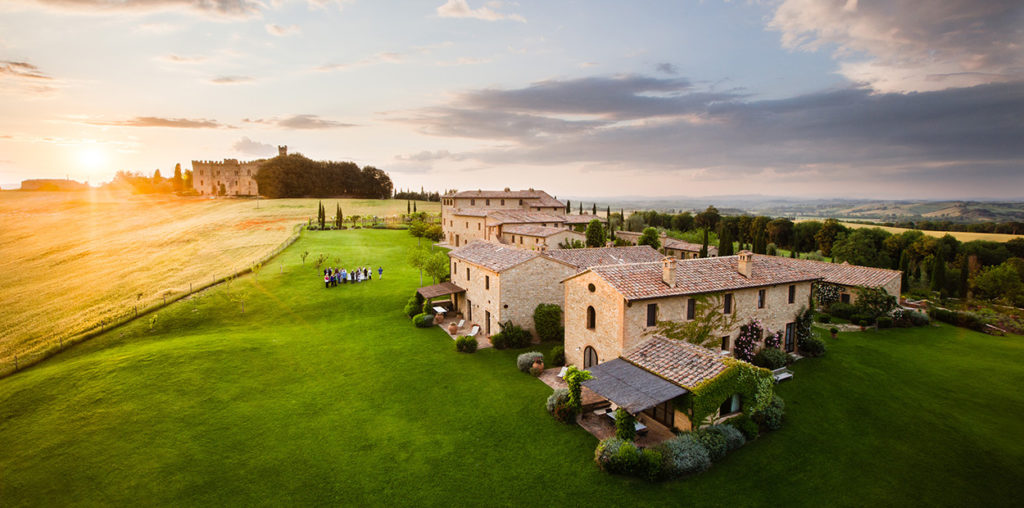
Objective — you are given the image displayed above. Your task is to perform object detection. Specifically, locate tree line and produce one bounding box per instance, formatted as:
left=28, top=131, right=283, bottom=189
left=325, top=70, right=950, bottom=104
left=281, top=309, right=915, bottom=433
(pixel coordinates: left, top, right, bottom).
left=105, top=164, right=191, bottom=194
left=255, top=153, right=393, bottom=199
left=859, top=219, right=1024, bottom=235
left=394, top=188, right=445, bottom=202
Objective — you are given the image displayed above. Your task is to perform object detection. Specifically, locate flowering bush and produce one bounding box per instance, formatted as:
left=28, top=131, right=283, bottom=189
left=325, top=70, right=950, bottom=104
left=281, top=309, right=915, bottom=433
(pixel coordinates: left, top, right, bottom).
left=764, top=330, right=782, bottom=349
left=734, top=319, right=763, bottom=362
left=815, top=282, right=841, bottom=306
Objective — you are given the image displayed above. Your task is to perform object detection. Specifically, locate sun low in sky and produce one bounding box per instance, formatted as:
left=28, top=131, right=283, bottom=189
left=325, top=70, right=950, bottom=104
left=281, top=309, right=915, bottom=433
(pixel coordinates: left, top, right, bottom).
left=1, top=0, right=1022, bottom=198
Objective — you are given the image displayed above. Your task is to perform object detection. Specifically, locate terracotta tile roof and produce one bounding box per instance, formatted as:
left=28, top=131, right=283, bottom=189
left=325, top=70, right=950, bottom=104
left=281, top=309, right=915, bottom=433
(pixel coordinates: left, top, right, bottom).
left=487, top=210, right=568, bottom=225
left=501, top=224, right=569, bottom=237
left=664, top=237, right=717, bottom=256
left=564, top=214, right=606, bottom=225
left=544, top=246, right=664, bottom=271
left=449, top=189, right=564, bottom=208
left=624, top=336, right=729, bottom=390
left=587, top=254, right=821, bottom=300
left=769, top=257, right=902, bottom=288
left=448, top=241, right=540, bottom=272
left=452, top=209, right=490, bottom=217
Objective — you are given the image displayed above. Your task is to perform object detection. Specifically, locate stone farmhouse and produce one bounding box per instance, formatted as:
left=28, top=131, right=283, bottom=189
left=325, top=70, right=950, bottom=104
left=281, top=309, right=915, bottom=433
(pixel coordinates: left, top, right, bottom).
left=191, top=146, right=287, bottom=196
left=563, top=251, right=819, bottom=369
left=441, top=189, right=602, bottom=248
left=443, top=242, right=664, bottom=337
left=614, top=230, right=718, bottom=258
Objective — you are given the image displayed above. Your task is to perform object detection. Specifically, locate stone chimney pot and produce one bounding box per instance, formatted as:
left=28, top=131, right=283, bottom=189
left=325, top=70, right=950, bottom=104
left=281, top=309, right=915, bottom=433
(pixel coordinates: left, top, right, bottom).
left=737, top=250, right=753, bottom=278
left=662, top=257, right=677, bottom=287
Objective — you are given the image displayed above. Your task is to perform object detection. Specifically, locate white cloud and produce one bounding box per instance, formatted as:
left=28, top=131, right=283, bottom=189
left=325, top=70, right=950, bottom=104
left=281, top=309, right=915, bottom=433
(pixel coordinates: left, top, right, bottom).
left=436, top=0, right=526, bottom=22
left=768, top=0, right=1024, bottom=92
left=315, top=51, right=404, bottom=72
left=266, top=23, right=301, bottom=36
left=232, top=137, right=276, bottom=156
left=12, top=0, right=263, bottom=18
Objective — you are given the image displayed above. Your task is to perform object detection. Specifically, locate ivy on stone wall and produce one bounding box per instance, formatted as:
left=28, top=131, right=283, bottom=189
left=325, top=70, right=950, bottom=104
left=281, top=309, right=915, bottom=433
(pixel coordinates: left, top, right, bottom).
left=678, top=359, right=774, bottom=430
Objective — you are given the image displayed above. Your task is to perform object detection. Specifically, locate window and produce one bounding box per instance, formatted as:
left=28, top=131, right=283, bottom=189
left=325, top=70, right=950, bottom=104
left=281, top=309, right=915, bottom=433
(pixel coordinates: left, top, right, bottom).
left=519, top=199, right=523, bottom=205
left=687, top=299, right=696, bottom=320
left=841, top=293, right=851, bottom=304
left=519, top=237, right=524, bottom=244
left=586, top=306, right=596, bottom=329
left=588, top=283, right=596, bottom=292
left=583, top=346, right=598, bottom=368
left=723, top=294, right=733, bottom=314
left=788, top=285, right=796, bottom=304
left=510, top=235, right=514, bottom=243
left=485, top=275, right=490, bottom=290
left=453, top=262, right=457, bottom=274
left=644, top=400, right=674, bottom=427
left=785, top=323, right=795, bottom=352
left=501, top=199, right=505, bottom=205
left=465, top=222, right=469, bottom=228
left=486, top=199, right=490, bottom=206
left=647, top=303, right=657, bottom=327
left=466, top=267, right=470, bottom=280
left=721, top=336, right=730, bottom=351
left=478, top=223, right=481, bottom=230
left=471, top=199, right=475, bottom=205
left=719, top=394, right=741, bottom=416
left=758, top=289, right=766, bottom=309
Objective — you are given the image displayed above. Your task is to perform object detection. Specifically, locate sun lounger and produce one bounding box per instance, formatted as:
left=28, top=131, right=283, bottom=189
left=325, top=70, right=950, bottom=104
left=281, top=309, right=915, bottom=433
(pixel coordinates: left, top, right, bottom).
left=456, top=319, right=465, bottom=330
left=557, top=366, right=568, bottom=378
left=467, top=325, right=480, bottom=337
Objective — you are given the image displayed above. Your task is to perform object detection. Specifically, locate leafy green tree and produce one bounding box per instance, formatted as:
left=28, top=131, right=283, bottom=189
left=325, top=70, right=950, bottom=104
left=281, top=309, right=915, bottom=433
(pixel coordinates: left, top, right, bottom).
left=564, top=366, right=594, bottom=412
left=671, top=212, right=694, bottom=232
left=533, top=304, right=564, bottom=342
left=973, top=263, right=1024, bottom=305
left=407, top=246, right=429, bottom=286
left=815, top=219, right=846, bottom=257
left=718, top=225, right=734, bottom=256
left=585, top=219, right=606, bottom=247
left=638, top=227, right=661, bottom=250
left=650, top=294, right=737, bottom=349
left=793, top=220, right=822, bottom=253
left=767, top=218, right=794, bottom=250
left=854, top=286, right=897, bottom=318
left=832, top=228, right=893, bottom=268
left=424, top=250, right=450, bottom=284
left=626, top=214, right=646, bottom=232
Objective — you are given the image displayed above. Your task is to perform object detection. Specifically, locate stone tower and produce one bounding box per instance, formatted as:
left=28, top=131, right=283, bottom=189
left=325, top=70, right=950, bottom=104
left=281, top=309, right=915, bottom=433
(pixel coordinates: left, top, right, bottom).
left=278, top=145, right=287, bottom=157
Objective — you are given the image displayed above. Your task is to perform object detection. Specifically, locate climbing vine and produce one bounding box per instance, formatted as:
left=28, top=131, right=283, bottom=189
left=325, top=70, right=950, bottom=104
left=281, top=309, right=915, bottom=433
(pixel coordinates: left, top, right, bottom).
left=564, top=365, right=594, bottom=412
left=679, top=359, right=774, bottom=430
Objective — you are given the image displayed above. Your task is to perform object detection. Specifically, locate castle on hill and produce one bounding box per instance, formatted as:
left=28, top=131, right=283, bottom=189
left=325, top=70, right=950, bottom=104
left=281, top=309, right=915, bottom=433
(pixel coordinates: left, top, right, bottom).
left=191, top=146, right=286, bottom=196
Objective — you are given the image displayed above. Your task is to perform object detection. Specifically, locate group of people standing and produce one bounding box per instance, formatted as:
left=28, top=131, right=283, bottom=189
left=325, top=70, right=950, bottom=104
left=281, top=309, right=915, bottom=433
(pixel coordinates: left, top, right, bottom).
left=324, top=266, right=382, bottom=288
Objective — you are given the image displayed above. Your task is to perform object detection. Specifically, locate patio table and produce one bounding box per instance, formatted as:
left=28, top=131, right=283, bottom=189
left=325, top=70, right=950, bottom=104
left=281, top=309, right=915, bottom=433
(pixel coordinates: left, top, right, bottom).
left=432, top=306, right=447, bottom=316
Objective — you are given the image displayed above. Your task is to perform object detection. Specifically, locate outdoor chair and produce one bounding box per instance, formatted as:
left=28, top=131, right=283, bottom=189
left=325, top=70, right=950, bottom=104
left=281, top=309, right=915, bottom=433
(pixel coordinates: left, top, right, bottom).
left=456, top=319, right=465, bottom=330
left=467, top=325, right=480, bottom=337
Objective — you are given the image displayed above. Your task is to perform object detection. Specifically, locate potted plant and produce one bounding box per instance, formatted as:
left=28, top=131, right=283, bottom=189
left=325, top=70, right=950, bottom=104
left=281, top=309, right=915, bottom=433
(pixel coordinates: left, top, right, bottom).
left=859, top=320, right=867, bottom=331
left=532, top=356, right=545, bottom=372
left=448, top=321, right=459, bottom=335
left=830, top=327, right=838, bottom=339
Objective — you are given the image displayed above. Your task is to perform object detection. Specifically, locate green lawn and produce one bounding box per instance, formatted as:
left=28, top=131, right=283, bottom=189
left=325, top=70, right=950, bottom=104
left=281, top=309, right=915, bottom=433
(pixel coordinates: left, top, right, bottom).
left=1, top=230, right=1021, bottom=506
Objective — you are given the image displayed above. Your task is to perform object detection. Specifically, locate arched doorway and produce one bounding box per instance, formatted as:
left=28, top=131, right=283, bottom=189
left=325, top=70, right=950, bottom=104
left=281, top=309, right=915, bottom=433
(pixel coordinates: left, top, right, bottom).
left=583, top=346, right=598, bottom=368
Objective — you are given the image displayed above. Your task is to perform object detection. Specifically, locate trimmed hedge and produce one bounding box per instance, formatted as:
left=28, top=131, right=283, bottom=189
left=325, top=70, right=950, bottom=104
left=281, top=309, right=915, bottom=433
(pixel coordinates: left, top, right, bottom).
left=817, top=314, right=832, bottom=323
left=829, top=302, right=856, bottom=320
left=752, top=348, right=788, bottom=370
left=877, top=316, right=893, bottom=328
left=929, top=307, right=988, bottom=332
left=403, top=296, right=420, bottom=318
left=412, top=313, right=434, bottom=328
left=533, top=303, right=564, bottom=342
left=800, top=336, right=827, bottom=357
left=455, top=336, right=477, bottom=353
left=492, top=322, right=532, bottom=349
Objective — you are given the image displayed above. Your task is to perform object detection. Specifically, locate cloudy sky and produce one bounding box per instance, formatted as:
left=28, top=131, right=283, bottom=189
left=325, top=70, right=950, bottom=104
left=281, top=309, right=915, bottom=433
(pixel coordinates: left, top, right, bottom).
left=1, top=0, right=1022, bottom=198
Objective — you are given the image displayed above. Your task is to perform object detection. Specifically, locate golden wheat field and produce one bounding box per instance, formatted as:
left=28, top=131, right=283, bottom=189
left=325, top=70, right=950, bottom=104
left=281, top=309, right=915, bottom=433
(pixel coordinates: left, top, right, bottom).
left=838, top=221, right=1023, bottom=243
left=0, top=190, right=438, bottom=372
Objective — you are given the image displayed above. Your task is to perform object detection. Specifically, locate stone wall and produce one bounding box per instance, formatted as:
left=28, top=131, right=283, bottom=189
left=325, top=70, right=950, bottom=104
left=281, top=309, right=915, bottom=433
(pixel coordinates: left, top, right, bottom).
left=192, top=160, right=262, bottom=196
left=564, top=271, right=625, bottom=368
left=445, top=216, right=488, bottom=247
left=837, top=274, right=901, bottom=306
left=564, top=272, right=815, bottom=366
left=500, top=258, right=577, bottom=334
left=451, top=257, right=501, bottom=336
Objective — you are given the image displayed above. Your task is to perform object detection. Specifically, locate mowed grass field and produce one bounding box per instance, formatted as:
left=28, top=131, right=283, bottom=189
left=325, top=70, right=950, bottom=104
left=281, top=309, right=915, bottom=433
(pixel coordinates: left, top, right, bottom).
left=1, top=229, right=1021, bottom=506
left=838, top=221, right=1022, bottom=243
left=0, top=190, right=438, bottom=373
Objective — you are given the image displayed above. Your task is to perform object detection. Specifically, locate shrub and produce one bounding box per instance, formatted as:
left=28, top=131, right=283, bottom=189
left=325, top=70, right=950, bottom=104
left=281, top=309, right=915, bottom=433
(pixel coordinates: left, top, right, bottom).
left=489, top=332, right=507, bottom=349
left=753, top=395, right=785, bottom=431
left=726, top=414, right=759, bottom=441
left=412, top=313, right=434, bottom=328
left=850, top=313, right=875, bottom=326
left=876, top=316, right=893, bottom=328
left=764, top=330, right=782, bottom=349
left=829, top=327, right=839, bottom=335
left=639, top=448, right=663, bottom=481
left=517, top=352, right=544, bottom=373
left=829, top=302, right=856, bottom=320
left=594, top=438, right=641, bottom=475
left=455, top=336, right=477, bottom=353
left=403, top=296, right=420, bottom=318
left=614, top=408, right=637, bottom=442
left=533, top=304, right=564, bottom=342
left=658, top=434, right=711, bottom=479
left=694, top=428, right=728, bottom=462
left=752, top=347, right=788, bottom=370
left=422, top=300, right=436, bottom=315
left=529, top=366, right=542, bottom=376
left=550, top=346, right=565, bottom=367
left=929, top=306, right=987, bottom=332
left=546, top=388, right=576, bottom=423
left=817, top=314, right=832, bottom=323
left=799, top=336, right=826, bottom=357
left=907, top=310, right=930, bottom=326
left=498, top=321, right=532, bottom=348
left=709, top=424, right=746, bottom=452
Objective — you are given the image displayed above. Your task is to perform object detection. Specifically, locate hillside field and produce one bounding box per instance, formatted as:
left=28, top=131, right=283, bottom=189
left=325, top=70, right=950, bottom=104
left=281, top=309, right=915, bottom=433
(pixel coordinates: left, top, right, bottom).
left=0, top=229, right=1020, bottom=506
left=0, top=190, right=438, bottom=374
left=838, top=221, right=1022, bottom=242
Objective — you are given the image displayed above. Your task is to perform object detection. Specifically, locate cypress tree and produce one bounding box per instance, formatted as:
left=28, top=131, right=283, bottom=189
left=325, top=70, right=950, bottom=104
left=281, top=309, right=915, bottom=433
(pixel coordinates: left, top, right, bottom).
left=338, top=206, right=344, bottom=229
left=718, top=226, right=734, bottom=256
left=930, top=256, right=946, bottom=293
left=413, top=202, right=417, bottom=212
left=606, top=205, right=610, bottom=218
left=700, top=228, right=709, bottom=258
left=899, top=250, right=910, bottom=290
left=959, top=257, right=969, bottom=298
left=579, top=202, right=583, bottom=214
left=790, top=249, right=797, bottom=258
left=565, top=200, right=571, bottom=213
left=592, top=203, right=597, bottom=215
left=407, top=200, right=411, bottom=214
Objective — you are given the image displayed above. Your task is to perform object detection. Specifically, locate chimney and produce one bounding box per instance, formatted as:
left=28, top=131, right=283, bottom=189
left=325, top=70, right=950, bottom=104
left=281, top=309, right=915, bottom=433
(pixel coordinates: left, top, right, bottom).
left=737, top=250, right=753, bottom=278
left=662, top=257, right=677, bottom=287
left=605, top=240, right=614, bottom=248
